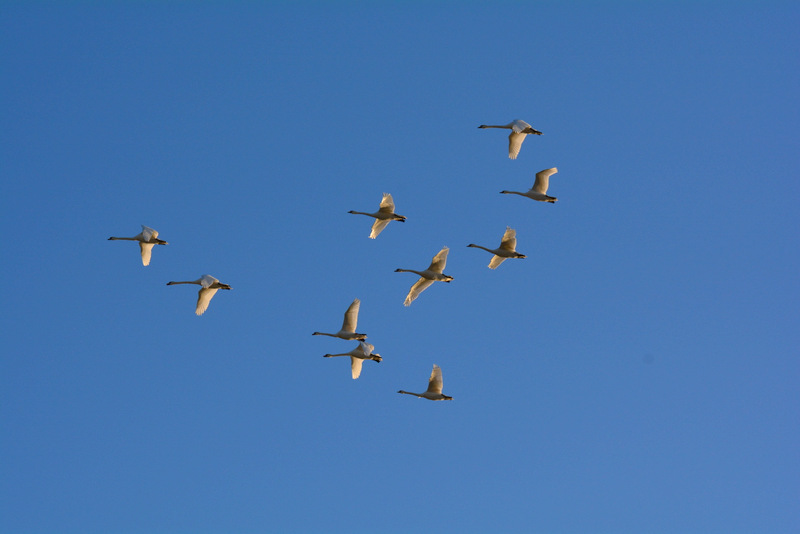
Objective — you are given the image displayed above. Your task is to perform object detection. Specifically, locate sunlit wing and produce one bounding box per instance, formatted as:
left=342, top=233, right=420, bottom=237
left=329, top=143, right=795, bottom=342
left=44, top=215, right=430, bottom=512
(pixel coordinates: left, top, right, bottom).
left=199, top=275, right=218, bottom=288
left=499, top=227, right=517, bottom=252
left=196, top=287, right=219, bottom=316
left=378, top=193, right=395, bottom=213
left=508, top=131, right=526, bottom=160
left=533, top=167, right=557, bottom=194
left=404, top=278, right=434, bottom=307
left=139, top=242, right=155, bottom=266
left=369, top=219, right=390, bottom=239
left=357, top=341, right=375, bottom=357
left=426, top=364, right=444, bottom=394
left=141, top=225, right=158, bottom=241
left=488, top=255, right=507, bottom=270
left=350, top=357, right=363, bottom=379
left=342, top=298, right=360, bottom=332
left=428, top=247, right=449, bottom=273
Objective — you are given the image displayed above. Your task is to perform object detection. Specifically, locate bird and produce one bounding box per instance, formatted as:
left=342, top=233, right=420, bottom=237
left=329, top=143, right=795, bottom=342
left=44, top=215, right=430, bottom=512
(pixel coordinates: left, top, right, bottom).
left=108, top=225, right=168, bottom=266
left=398, top=364, right=453, bottom=401
left=500, top=167, right=559, bottom=203
left=166, top=274, right=231, bottom=316
left=348, top=193, right=406, bottom=238
left=467, top=227, right=526, bottom=269
left=312, top=298, right=367, bottom=340
left=395, top=246, right=453, bottom=306
left=478, top=119, right=543, bottom=159
left=323, top=341, right=382, bottom=379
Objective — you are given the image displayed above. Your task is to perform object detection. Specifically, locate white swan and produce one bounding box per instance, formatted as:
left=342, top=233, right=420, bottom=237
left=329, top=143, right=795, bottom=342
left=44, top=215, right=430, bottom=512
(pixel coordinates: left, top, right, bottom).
left=395, top=246, right=453, bottom=306
left=166, top=274, right=231, bottom=316
left=478, top=119, right=543, bottom=159
left=348, top=193, right=406, bottom=239
left=500, top=167, right=559, bottom=203
left=467, top=227, right=526, bottom=269
left=323, top=341, right=382, bottom=379
left=398, top=364, right=453, bottom=401
left=108, top=225, right=168, bottom=266
left=312, top=298, right=367, bottom=340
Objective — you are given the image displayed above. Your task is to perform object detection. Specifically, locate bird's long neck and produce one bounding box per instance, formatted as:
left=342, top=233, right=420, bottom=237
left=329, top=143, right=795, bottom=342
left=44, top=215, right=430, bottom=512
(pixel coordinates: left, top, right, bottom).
left=396, top=269, right=424, bottom=276
left=323, top=353, right=350, bottom=358
left=479, top=124, right=510, bottom=129
left=398, top=390, right=423, bottom=398
left=348, top=211, right=373, bottom=217
left=166, top=280, right=198, bottom=285
left=467, top=244, right=493, bottom=253
left=312, top=332, right=336, bottom=337
left=500, top=190, right=524, bottom=196
left=108, top=236, right=137, bottom=241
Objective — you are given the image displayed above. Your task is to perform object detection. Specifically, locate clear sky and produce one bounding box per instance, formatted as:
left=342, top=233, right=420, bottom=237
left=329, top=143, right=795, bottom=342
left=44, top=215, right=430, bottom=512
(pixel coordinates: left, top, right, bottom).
left=1, top=2, right=798, bottom=533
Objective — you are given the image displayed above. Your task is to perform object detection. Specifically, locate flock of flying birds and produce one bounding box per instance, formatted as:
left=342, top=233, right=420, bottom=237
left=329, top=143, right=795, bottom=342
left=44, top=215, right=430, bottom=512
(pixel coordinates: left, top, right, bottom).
left=108, top=119, right=559, bottom=401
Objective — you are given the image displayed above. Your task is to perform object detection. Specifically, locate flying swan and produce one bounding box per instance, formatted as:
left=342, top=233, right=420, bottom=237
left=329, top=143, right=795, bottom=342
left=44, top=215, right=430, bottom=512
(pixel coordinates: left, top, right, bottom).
left=108, top=225, right=168, bottom=266
left=500, top=167, right=559, bottom=203
left=395, top=246, right=453, bottom=306
left=478, top=119, right=543, bottom=160
left=323, top=341, right=382, bottom=379
left=398, top=364, right=453, bottom=401
left=348, top=193, right=406, bottom=238
left=467, top=227, right=526, bottom=269
left=312, top=298, right=367, bottom=340
left=166, top=274, right=231, bottom=316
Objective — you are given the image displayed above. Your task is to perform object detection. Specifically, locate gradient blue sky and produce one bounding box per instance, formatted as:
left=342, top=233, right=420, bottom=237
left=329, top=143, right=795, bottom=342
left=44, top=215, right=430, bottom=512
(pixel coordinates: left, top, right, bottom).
left=2, top=2, right=798, bottom=533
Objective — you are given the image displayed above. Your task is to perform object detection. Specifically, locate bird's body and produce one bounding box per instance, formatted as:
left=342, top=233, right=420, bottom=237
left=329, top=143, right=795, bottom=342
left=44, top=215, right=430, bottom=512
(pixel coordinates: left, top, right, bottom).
left=166, top=274, right=231, bottom=316
left=108, top=225, right=168, bottom=266
left=467, top=227, right=526, bottom=269
left=500, top=167, right=559, bottom=203
left=398, top=364, right=453, bottom=401
left=348, top=193, right=406, bottom=239
left=478, top=119, right=543, bottom=159
left=323, top=341, right=382, bottom=379
left=312, top=298, right=367, bottom=340
left=395, top=247, right=453, bottom=306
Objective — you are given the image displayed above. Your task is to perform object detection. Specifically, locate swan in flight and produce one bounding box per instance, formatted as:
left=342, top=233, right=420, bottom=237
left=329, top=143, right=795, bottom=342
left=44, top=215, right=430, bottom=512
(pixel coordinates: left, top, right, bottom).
left=467, top=227, right=526, bottom=269
left=166, top=274, right=232, bottom=316
left=500, top=167, right=559, bottom=203
left=478, top=119, right=543, bottom=159
left=398, top=364, right=453, bottom=401
left=108, top=225, right=168, bottom=266
left=348, top=193, right=406, bottom=238
left=323, top=341, right=382, bottom=379
left=312, top=298, right=367, bottom=340
left=395, top=246, right=453, bottom=306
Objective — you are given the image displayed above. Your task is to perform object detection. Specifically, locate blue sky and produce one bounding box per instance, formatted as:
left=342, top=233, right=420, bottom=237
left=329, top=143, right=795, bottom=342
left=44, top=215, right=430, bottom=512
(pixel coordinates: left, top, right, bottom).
left=1, top=2, right=798, bottom=533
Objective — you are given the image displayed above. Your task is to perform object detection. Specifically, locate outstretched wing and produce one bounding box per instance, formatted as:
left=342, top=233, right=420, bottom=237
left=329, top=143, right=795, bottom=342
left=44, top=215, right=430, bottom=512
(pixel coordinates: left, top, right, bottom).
left=498, top=226, right=517, bottom=252
left=404, top=278, right=434, bottom=307
left=369, top=219, right=390, bottom=239
left=342, top=298, right=360, bottom=332
left=428, top=247, right=449, bottom=273
left=508, top=131, right=526, bottom=160
left=199, top=274, right=218, bottom=288
left=141, top=225, right=158, bottom=241
left=350, top=357, right=363, bottom=379
left=378, top=193, right=395, bottom=213
left=426, top=364, right=444, bottom=394
left=488, top=255, right=507, bottom=270
left=196, top=287, right=219, bottom=316
left=533, top=167, right=558, bottom=194
left=139, top=242, right=155, bottom=266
